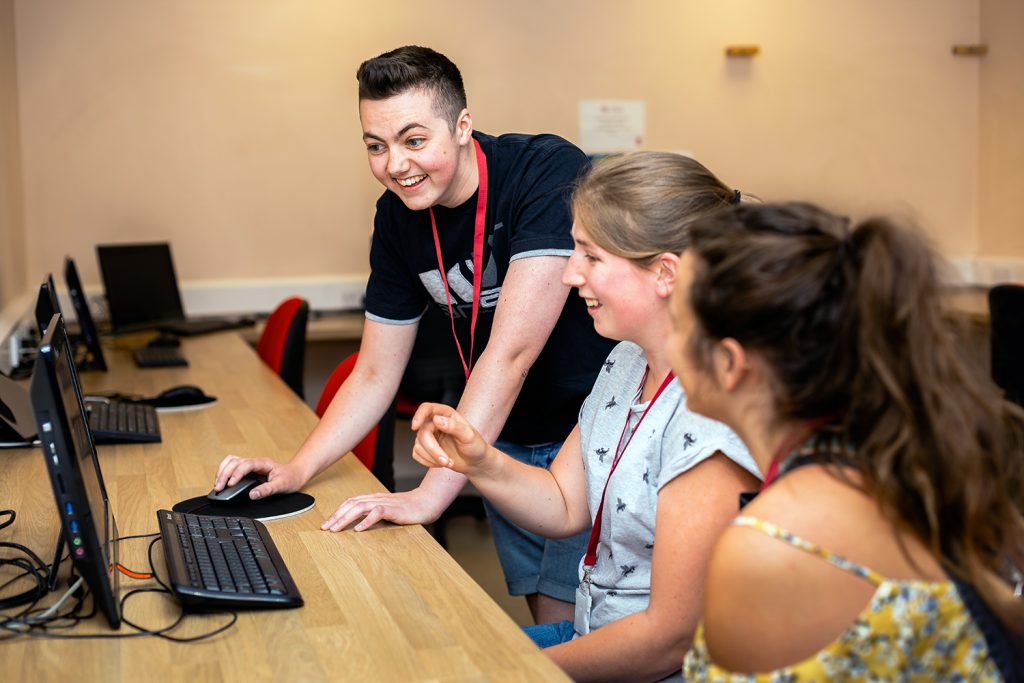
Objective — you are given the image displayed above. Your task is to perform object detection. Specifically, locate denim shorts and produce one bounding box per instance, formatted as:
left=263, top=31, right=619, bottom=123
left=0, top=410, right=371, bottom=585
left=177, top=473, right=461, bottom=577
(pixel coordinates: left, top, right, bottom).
left=483, top=439, right=590, bottom=603
left=523, top=619, right=576, bottom=648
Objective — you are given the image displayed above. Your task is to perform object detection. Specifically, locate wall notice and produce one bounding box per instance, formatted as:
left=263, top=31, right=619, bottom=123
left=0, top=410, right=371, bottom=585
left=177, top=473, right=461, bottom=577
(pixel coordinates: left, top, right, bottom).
left=578, top=100, right=646, bottom=152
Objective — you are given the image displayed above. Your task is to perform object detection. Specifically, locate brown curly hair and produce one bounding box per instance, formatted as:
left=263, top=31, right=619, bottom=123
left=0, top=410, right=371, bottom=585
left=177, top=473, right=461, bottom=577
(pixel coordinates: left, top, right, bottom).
left=686, top=201, right=1024, bottom=629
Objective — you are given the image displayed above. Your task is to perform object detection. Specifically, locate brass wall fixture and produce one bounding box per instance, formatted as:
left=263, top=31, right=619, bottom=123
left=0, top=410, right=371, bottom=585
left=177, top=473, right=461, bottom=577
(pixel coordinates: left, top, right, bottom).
left=952, top=44, right=988, bottom=56
left=725, top=45, right=760, bottom=57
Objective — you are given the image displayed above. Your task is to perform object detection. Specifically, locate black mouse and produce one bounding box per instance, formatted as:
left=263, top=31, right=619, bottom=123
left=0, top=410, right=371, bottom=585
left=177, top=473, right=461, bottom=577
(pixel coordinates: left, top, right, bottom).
left=147, top=333, right=181, bottom=348
left=148, top=384, right=216, bottom=409
left=207, top=474, right=267, bottom=503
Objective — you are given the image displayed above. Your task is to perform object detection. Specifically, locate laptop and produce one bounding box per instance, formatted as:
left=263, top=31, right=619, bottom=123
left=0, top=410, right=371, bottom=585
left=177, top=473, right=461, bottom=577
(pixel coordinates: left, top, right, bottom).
left=0, top=370, right=37, bottom=446
left=96, top=242, right=253, bottom=336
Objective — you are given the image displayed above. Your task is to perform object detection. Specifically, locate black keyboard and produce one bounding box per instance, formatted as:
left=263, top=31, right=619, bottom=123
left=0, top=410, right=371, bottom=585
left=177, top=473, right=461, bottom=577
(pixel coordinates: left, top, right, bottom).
left=158, top=317, right=254, bottom=337
left=133, top=347, right=188, bottom=368
left=157, top=510, right=303, bottom=610
left=85, top=399, right=161, bottom=444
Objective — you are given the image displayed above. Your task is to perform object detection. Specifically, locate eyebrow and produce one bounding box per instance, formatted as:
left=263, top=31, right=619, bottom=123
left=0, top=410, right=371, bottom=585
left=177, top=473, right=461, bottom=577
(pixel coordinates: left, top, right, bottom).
left=362, top=123, right=428, bottom=143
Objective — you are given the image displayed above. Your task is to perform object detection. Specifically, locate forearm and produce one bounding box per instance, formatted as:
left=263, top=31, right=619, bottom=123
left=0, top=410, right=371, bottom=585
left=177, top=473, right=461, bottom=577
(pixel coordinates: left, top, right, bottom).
left=547, top=609, right=690, bottom=683
left=465, top=437, right=589, bottom=539
left=290, top=378, right=396, bottom=482
left=455, top=345, right=531, bottom=445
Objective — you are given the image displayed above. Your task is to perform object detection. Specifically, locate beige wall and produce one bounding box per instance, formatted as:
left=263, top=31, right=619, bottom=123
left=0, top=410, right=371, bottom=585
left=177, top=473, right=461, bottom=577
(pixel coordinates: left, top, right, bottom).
left=9, top=0, right=1016, bottom=295
left=979, top=0, right=1024, bottom=256
left=0, top=0, right=26, bottom=311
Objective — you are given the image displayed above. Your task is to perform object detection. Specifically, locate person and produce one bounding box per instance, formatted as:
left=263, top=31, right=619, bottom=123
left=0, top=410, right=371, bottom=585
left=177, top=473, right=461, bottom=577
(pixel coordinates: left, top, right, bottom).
left=411, top=152, right=761, bottom=682
left=671, top=202, right=1024, bottom=681
left=212, top=45, right=615, bottom=624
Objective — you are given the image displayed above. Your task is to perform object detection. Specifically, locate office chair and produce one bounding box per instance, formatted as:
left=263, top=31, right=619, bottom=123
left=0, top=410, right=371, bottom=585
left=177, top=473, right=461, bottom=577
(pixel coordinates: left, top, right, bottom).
left=396, top=307, right=482, bottom=548
left=989, top=283, right=1024, bottom=407
left=256, top=297, right=309, bottom=400
left=316, top=352, right=395, bottom=491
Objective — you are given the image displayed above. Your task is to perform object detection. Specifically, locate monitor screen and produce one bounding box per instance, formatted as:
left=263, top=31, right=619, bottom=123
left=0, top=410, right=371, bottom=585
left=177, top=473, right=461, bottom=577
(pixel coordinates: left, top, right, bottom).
left=63, top=257, right=108, bottom=371
left=34, top=274, right=62, bottom=337
left=96, top=242, right=186, bottom=331
left=30, top=314, right=121, bottom=628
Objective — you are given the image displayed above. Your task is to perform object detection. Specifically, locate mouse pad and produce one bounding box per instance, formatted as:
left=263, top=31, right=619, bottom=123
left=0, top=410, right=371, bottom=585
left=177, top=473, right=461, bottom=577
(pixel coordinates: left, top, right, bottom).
left=172, top=492, right=315, bottom=522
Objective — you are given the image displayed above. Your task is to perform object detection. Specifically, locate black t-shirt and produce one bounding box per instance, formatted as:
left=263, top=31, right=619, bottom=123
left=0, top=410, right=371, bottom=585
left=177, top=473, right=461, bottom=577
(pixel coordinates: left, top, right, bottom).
left=365, top=131, right=615, bottom=444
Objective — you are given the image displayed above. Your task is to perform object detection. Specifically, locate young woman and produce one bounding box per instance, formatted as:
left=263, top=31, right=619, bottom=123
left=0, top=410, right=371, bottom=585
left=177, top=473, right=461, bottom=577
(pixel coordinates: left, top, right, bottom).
left=671, top=202, right=1024, bottom=681
left=411, top=152, right=761, bottom=682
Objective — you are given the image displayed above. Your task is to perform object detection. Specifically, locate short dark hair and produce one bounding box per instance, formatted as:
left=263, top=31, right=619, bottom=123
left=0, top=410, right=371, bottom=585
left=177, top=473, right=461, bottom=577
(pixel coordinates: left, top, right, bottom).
left=356, top=46, right=467, bottom=131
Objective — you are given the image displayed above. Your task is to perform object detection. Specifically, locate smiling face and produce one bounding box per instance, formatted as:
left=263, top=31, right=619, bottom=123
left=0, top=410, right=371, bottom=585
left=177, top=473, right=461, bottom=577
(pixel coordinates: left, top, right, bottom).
left=562, top=220, right=663, bottom=343
left=359, top=88, right=477, bottom=211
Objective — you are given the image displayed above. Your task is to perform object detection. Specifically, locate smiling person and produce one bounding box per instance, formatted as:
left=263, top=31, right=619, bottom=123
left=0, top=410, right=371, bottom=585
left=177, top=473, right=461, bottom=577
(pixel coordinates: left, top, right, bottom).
left=411, top=152, right=761, bottom=682
left=212, top=45, right=614, bottom=624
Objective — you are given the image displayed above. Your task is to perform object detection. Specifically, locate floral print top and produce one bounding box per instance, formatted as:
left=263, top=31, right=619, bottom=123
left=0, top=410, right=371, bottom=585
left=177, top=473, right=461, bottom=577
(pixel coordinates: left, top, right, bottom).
left=683, top=516, right=1002, bottom=682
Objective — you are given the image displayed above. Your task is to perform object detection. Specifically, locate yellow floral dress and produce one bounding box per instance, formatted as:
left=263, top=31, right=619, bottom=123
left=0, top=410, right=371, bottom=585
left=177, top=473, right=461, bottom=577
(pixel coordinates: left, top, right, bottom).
left=683, top=516, right=1003, bottom=682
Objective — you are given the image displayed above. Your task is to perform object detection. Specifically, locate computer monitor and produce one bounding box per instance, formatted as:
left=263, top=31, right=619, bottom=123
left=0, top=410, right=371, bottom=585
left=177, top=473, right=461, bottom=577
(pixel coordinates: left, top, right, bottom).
left=30, top=314, right=121, bottom=628
left=63, top=257, right=108, bottom=371
left=96, top=242, right=186, bottom=332
left=34, top=274, right=62, bottom=336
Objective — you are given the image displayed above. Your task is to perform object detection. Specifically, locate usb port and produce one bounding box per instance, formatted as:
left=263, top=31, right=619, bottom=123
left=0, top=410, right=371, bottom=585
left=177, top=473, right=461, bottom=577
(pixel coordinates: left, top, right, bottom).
left=64, top=502, right=73, bottom=515
left=69, top=520, right=79, bottom=533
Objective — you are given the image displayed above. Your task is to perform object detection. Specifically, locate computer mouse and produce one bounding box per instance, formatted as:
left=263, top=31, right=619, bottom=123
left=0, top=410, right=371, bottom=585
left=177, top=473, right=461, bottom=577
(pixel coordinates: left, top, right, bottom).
left=151, top=384, right=214, bottom=409
left=207, top=474, right=267, bottom=503
left=147, top=333, right=181, bottom=348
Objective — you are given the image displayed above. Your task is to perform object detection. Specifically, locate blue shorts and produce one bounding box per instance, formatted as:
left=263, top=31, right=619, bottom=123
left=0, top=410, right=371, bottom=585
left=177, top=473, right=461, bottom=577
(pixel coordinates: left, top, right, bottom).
left=523, top=619, right=576, bottom=648
left=483, top=439, right=589, bottom=604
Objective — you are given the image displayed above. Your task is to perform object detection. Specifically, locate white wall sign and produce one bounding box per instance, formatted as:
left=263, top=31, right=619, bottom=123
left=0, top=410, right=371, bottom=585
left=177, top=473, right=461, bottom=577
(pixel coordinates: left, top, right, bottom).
left=578, top=100, right=646, bottom=152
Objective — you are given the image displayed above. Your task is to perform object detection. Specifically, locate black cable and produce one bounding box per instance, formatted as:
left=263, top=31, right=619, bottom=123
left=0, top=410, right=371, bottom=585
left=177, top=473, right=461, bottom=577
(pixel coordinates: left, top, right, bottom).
left=1, top=531, right=238, bottom=642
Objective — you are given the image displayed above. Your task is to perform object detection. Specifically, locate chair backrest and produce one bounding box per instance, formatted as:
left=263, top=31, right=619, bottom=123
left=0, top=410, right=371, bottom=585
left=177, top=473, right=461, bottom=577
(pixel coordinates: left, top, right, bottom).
left=316, top=352, right=395, bottom=491
left=989, top=283, right=1024, bottom=407
left=256, top=297, right=309, bottom=399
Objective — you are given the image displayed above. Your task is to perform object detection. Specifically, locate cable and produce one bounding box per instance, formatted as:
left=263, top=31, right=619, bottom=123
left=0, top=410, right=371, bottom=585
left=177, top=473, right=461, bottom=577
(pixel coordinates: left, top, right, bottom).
left=1, top=531, right=237, bottom=642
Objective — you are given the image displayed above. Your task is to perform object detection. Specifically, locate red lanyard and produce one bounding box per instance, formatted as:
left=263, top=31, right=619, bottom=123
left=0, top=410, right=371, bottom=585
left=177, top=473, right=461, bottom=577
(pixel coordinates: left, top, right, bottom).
left=429, top=138, right=488, bottom=381
left=583, top=370, right=675, bottom=569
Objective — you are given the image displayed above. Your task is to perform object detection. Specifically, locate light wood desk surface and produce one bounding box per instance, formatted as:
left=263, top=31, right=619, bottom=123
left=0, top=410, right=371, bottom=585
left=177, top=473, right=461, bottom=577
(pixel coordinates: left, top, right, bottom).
left=1, top=331, right=567, bottom=682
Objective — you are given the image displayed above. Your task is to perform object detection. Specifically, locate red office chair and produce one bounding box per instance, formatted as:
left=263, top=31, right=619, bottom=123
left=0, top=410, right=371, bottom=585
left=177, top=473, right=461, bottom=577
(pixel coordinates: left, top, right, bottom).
left=256, top=297, right=309, bottom=399
left=317, top=352, right=395, bottom=491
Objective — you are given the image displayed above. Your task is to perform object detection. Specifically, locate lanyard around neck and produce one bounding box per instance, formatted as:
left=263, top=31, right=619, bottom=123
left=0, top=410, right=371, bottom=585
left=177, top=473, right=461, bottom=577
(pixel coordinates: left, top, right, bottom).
left=429, top=138, right=488, bottom=381
left=583, top=370, right=675, bottom=570
left=760, top=413, right=837, bottom=489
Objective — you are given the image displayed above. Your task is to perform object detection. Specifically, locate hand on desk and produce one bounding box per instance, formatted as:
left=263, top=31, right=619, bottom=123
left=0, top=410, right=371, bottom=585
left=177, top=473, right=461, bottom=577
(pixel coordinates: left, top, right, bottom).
left=320, top=486, right=448, bottom=532
left=213, top=454, right=304, bottom=501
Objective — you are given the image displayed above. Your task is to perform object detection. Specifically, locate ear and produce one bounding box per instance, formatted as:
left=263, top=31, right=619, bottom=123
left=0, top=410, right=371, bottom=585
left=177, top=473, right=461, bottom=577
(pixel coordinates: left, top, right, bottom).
left=455, top=108, right=473, bottom=145
left=653, top=252, right=680, bottom=299
left=713, top=337, right=750, bottom=391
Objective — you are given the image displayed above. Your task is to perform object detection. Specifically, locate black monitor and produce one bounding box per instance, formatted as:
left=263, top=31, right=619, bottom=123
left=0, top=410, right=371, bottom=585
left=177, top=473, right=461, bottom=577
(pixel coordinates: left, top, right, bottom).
left=34, top=274, right=62, bottom=337
left=30, top=314, right=121, bottom=628
left=63, top=257, right=108, bottom=371
left=96, top=242, right=186, bottom=332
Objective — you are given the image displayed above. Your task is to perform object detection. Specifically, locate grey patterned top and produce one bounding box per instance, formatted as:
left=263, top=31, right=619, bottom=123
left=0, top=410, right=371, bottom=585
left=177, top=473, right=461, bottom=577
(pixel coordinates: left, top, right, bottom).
left=577, top=342, right=760, bottom=650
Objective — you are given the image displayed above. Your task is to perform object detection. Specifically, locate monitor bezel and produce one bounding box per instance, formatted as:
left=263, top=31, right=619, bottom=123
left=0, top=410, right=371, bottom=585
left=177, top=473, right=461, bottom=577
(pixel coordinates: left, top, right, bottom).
left=31, top=314, right=121, bottom=628
left=34, top=274, right=61, bottom=337
left=63, top=257, right=108, bottom=371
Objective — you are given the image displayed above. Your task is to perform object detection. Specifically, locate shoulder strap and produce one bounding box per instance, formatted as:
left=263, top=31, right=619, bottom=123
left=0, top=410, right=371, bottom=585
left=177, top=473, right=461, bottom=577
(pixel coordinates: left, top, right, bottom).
left=949, top=575, right=1024, bottom=683
left=733, top=516, right=885, bottom=586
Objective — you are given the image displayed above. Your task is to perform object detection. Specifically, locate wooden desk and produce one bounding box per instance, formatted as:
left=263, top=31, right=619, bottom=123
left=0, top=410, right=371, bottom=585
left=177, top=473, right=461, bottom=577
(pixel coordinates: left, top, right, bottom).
left=1, top=332, right=567, bottom=682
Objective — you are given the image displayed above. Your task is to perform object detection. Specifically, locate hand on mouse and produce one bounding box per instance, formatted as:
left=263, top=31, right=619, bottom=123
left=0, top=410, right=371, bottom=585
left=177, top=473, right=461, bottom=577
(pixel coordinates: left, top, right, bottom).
left=213, top=454, right=306, bottom=500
